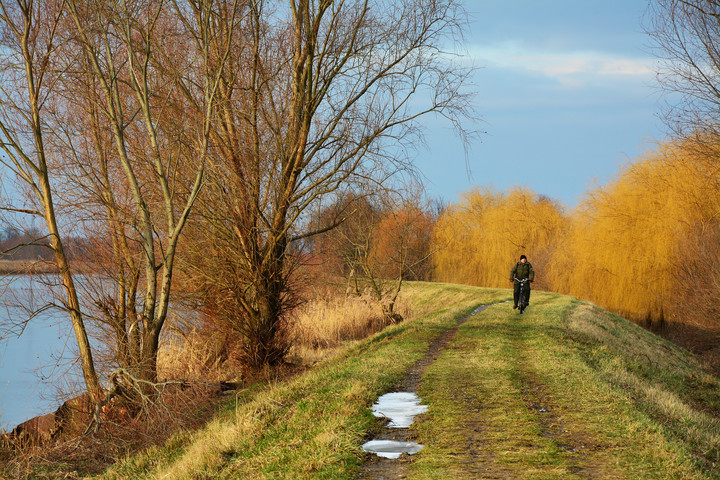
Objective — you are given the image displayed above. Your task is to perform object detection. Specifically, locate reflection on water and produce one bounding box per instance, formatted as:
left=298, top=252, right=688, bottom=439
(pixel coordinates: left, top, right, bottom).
left=362, top=391, right=429, bottom=459
left=371, top=392, right=428, bottom=428
left=361, top=439, right=424, bottom=459
left=0, top=275, right=77, bottom=431
left=0, top=274, right=192, bottom=431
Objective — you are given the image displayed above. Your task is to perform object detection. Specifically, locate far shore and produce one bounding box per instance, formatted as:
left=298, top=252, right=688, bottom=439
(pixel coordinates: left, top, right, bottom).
left=0, top=259, right=96, bottom=275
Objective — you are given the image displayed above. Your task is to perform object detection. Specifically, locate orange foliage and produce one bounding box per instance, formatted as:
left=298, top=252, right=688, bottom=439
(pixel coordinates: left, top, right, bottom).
left=671, top=223, right=720, bottom=329
left=432, top=139, right=720, bottom=329
left=308, top=194, right=435, bottom=282
left=372, top=205, right=435, bottom=281
left=432, top=187, right=568, bottom=289
left=548, top=141, right=720, bottom=325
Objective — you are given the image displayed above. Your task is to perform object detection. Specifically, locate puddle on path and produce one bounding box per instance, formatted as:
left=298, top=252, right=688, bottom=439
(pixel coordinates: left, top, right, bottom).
left=471, top=304, right=492, bottom=314
left=371, top=392, right=428, bottom=428
left=362, top=439, right=424, bottom=459
left=362, top=391, right=429, bottom=459
left=360, top=303, right=493, bottom=477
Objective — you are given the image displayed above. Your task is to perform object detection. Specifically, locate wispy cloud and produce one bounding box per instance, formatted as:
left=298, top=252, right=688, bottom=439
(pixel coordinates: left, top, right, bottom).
left=470, top=42, right=654, bottom=86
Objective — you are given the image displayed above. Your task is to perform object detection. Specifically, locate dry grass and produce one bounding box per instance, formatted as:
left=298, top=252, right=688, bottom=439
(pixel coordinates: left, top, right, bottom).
left=96, top=282, right=496, bottom=479
left=286, top=293, right=410, bottom=365
left=96, top=286, right=720, bottom=479
left=1, top=282, right=502, bottom=479
left=156, top=287, right=413, bottom=375
left=563, top=301, right=720, bottom=474
left=157, top=328, right=240, bottom=384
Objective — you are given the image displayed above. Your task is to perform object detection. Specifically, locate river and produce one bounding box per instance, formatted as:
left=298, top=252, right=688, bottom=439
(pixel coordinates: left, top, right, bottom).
left=0, top=275, right=79, bottom=432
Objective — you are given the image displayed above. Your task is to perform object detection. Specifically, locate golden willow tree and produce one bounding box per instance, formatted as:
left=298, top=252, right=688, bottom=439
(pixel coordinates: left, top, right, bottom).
left=184, top=0, right=476, bottom=367
left=644, top=0, right=720, bottom=328
left=548, top=140, right=720, bottom=326
left=432, top=187, right=567, bottom=289
left=432, top=139, right=720, bottom=329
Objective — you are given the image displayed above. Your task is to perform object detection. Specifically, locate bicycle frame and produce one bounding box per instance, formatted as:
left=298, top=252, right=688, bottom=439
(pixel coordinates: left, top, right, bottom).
left=513, top=277, right=529, bottom=313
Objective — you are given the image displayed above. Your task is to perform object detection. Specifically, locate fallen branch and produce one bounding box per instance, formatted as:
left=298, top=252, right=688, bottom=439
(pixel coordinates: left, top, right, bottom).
left=85, top=369, right=187, bottom=435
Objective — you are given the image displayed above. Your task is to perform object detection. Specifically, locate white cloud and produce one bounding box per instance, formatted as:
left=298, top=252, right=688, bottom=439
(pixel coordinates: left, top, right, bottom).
left=470, top=42, right=654, bottom=85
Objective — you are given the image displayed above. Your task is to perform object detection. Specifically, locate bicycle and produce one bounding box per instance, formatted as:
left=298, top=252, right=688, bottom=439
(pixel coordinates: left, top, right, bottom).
left=513, top=277, right=530, bottom=313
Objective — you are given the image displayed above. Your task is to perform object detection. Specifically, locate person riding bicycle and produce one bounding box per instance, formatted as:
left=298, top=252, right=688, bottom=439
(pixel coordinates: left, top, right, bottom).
left=510, top=254, right=535, bottom=309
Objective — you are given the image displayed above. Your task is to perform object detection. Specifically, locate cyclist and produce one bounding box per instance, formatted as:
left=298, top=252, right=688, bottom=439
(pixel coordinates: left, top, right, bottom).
left=510, top=254, right=535, bottom=309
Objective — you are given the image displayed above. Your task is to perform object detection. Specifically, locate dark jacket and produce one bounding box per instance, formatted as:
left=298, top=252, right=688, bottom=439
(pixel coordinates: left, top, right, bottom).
left=510, top=261, right=535, bottom=282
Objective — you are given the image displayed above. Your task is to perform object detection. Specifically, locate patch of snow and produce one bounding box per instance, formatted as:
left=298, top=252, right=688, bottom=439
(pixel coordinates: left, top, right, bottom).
left=362, top=439, right=425, bottom=459
left=371, top=392, right=428, bottom=428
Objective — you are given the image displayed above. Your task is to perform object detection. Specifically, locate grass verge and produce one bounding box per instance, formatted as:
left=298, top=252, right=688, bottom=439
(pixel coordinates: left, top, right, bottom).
left=83, top=284, right=720, bottom=479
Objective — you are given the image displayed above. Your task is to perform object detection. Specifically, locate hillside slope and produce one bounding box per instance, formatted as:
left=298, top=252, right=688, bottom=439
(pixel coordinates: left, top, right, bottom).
left=95, top=284, right=720, bottom=479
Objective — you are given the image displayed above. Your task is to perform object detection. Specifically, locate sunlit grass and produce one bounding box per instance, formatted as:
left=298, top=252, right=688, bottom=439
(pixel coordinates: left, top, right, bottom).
left=561, top=302, right=720, bottom=474
left=287, top=282, right=509, bottom=366
left=286, top=293, right=394, bottom=365
left=93, top=285, right=720, bottom=479
left=95, top=282, right=498, bottom=479
left=414, top=292, right=720, bottom=479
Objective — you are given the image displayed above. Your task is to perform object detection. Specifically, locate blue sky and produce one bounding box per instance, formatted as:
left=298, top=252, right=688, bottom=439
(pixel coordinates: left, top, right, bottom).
left=416, top=0, right=666, bottom=208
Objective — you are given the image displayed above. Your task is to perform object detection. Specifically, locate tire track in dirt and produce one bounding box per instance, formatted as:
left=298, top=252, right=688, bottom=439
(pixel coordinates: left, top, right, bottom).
left=359, top=304, right=491, bottom=480
left=442, top=378, right=517, bottom=480
left=522, top=371, right=620, bottom=480
left=510, top=317, right=625, bottom=480
left=436, top=305, right=623, bottom=479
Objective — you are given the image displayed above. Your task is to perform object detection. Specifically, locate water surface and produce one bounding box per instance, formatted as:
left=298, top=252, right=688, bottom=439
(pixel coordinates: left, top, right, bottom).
left=371, top=391, right=428, bottom=428
left=0, top=276, right=78, bottom=431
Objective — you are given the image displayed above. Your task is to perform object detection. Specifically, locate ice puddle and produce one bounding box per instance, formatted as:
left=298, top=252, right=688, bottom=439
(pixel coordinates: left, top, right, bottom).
left=362, top=392, right=428, bottom=459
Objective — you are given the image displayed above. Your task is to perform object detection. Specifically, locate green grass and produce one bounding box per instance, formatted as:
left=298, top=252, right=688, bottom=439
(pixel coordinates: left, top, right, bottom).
left=94, top=283, right=505, bottom=479
left=414, top=291, right=720, bottom=479
left=93, top=284, right=720, bottom=479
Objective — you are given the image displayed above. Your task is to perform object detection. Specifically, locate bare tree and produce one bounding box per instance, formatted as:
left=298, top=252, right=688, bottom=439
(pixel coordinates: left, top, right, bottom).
left=186, top=0, right=476, bottom=367
left=648, top=0, right=720, bottom=141
left=340, top=186, right=435, bottom=323
left=53, top=0, right=237, bottom=383
left=0, top=0, right=103, bottom=401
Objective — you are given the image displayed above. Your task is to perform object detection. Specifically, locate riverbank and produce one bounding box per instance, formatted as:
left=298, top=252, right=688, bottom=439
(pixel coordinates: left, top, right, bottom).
left=0, top=259, right=57, bottom=274
left=3, top=283, right=720, bottom=479
left=0, top=259, right=99, bottom=274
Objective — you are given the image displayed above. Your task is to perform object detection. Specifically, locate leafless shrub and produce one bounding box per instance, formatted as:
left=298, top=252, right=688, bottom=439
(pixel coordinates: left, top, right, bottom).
left=0, top=375, right=221, bottom=479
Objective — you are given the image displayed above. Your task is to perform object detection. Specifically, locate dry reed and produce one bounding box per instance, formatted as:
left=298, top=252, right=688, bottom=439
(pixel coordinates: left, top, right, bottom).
left=287, top=293, right=410, bottom=364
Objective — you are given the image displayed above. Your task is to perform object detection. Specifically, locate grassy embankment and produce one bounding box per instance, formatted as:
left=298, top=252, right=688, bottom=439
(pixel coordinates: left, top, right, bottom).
left=95, top=284, right=720, bottom=479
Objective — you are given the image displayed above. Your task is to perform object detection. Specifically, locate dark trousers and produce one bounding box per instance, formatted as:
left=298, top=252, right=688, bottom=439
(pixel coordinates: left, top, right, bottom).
left=513, top=281, right=531, bottom=307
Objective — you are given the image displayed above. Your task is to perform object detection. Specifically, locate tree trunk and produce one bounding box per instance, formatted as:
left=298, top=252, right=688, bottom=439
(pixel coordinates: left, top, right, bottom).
left=140, top=325, right=161, bottom=384
left=41, top=186, right=103, bottom=402
left=245, top=243, right=289, bottom=367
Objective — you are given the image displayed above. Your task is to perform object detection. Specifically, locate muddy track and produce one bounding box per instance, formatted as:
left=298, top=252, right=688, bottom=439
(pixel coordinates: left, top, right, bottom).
left=359, top=304, right=491, bottom=480
left=447, top=380, right=516, bottom=479
left=515, top=347, right=621, bottom=479
left=359, top=302, right=626, bottom=480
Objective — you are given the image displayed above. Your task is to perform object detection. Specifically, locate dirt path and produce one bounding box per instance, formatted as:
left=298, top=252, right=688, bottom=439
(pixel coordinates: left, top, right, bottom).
left=359, top=304, right=491, bottom=480
left=359, top=300, right=626, bottom=480
left=510, top=331, right=621, bottom=480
